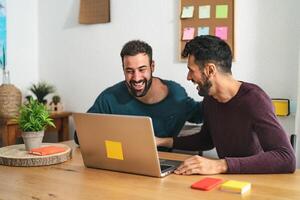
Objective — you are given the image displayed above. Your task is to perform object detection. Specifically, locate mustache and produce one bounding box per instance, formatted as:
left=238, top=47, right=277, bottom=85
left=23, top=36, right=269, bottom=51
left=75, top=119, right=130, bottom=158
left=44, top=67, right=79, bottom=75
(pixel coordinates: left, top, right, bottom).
left=130, top=80, right=145, bottom=84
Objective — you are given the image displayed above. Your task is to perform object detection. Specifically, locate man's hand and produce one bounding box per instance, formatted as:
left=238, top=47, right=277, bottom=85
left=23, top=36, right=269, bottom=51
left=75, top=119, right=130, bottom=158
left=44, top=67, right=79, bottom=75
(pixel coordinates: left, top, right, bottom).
left=174, top=155, right=228, bottom=175
left=155, top=137, right=173, bottom=148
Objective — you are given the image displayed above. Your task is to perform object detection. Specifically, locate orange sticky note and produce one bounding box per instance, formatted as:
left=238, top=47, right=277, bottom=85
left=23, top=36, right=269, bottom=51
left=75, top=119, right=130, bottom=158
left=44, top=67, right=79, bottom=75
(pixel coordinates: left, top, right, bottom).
left=29, top=146, right=66, bottom=156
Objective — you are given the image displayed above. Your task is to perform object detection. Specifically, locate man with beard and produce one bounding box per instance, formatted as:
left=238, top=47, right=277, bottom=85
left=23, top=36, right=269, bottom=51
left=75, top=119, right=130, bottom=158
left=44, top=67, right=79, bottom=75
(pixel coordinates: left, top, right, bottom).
left=74, top=40, right=203, bottom=150
left=156, top=35, right=295, bottom=174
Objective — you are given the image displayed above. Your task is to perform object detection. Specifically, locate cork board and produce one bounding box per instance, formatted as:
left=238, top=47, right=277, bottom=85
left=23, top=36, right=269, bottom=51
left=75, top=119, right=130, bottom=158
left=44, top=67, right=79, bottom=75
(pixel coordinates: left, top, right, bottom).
left=79, top=0, right=110, bottom=24
left=179, top=0, right=234, bottom=60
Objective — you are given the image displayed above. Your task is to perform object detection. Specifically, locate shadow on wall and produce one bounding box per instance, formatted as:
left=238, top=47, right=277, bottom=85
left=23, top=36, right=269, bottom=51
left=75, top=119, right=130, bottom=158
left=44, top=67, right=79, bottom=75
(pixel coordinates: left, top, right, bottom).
left=63, top=0, right=81, bottom=29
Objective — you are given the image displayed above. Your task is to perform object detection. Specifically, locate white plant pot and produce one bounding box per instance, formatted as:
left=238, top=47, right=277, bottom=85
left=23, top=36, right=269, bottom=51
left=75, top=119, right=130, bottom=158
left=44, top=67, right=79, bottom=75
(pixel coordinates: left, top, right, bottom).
left=21, top=131, right=44, bottom=151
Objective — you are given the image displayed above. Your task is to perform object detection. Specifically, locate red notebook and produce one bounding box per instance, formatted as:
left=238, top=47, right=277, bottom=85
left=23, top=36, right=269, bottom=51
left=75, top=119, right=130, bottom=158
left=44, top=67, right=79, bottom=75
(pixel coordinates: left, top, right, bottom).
left=29, top=146, right=66, bottom=156
left=191, top=177, right=223, bottom=191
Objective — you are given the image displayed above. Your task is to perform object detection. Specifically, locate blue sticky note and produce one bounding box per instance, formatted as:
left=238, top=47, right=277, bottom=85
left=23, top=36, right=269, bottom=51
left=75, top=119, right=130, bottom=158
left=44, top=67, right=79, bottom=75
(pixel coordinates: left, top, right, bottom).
left=198, top=27, right=209, bottom=36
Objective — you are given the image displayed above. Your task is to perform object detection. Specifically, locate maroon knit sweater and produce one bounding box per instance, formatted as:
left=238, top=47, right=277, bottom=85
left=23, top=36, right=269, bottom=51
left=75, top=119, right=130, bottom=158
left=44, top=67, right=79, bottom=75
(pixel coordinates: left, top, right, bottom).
left=174, top=82, right=295, bottom=173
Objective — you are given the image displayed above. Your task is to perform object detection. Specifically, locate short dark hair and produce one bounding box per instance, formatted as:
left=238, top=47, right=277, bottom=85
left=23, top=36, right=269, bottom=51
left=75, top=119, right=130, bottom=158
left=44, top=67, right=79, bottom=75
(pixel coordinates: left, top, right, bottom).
left=182, top=35, right=232, bottom=73
left=120, top=40, right=152, bottom=67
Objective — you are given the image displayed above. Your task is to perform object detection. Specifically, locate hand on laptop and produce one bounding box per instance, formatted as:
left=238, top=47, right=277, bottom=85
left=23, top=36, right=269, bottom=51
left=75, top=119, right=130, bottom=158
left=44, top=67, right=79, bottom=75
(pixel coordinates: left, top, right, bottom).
left=155, top=137, right=173, bottom=148
left=174, top=155, right=228, bottom=175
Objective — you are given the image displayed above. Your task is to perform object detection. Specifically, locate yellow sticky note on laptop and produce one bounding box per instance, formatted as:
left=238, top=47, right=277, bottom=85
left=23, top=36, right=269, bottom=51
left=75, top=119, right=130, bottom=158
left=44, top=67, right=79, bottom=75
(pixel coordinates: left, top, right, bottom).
left=105, top=140, right=124, bottom=160
left=220, top=180, right=251, bottom=194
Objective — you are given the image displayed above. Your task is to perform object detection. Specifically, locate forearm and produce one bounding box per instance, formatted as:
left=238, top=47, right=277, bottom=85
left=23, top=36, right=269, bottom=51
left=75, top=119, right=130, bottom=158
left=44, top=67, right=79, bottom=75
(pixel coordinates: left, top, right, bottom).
left=217, top=159, right=228, bottom=174
left=225, top=147, right=296, bottom=174
left=156, top=137, right=173, bottom=148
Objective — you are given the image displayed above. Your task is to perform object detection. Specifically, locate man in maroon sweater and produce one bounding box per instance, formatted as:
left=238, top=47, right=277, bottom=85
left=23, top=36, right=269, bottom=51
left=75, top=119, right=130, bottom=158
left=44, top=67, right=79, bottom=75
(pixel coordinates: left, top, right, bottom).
left=156, top=35, right=295, bottom=175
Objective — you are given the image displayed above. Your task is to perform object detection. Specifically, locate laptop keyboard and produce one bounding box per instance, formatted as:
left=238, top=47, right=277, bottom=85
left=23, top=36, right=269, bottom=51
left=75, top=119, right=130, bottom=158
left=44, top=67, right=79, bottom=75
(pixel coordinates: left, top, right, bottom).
left=160, top=164, right=173, bottom=171
left=159, top=159, right=181, bottom=172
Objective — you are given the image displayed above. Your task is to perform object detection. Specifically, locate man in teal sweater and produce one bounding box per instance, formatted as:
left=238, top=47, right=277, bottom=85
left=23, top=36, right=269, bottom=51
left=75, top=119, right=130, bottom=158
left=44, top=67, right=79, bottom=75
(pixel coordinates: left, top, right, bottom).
left=74, top=40, right=203, bottom=148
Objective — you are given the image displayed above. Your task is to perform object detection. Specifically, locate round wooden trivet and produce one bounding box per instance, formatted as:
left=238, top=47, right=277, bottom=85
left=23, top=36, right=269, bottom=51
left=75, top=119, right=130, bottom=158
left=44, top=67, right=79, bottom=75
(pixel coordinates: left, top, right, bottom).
left=0, top=143, right=72, bottom=167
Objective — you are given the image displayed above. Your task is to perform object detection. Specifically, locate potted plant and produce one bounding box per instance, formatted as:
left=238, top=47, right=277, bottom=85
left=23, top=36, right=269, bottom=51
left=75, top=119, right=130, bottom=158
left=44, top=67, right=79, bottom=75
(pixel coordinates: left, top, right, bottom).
left=29, top=81, right=55, bottom=104
left=16, top=98, right=55, bottom=151
left=49, top=95, right=63, bottom=112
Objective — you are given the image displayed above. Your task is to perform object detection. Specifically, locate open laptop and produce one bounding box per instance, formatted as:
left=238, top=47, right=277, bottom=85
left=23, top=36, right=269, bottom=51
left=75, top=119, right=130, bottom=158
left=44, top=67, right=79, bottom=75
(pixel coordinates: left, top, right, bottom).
left=73, top=112, right=181, bottom=177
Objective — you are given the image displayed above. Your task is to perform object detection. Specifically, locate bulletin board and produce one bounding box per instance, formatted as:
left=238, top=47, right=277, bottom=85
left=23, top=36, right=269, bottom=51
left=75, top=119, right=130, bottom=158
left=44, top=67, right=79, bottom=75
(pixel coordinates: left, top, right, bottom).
left=179, top=0, right=234, bottom=60
left=79, top=0, right=110, bottom=24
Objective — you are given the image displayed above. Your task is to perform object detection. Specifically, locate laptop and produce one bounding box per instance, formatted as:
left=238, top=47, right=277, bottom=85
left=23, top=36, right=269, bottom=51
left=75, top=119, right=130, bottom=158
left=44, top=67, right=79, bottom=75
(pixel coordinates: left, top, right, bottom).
left=73, top=112, right=181, bottom=177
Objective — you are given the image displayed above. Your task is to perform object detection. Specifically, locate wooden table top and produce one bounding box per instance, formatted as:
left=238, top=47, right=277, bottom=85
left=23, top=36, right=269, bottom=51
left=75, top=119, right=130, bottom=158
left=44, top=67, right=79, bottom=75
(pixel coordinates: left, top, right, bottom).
left=0, top=140, right=299, bottom=200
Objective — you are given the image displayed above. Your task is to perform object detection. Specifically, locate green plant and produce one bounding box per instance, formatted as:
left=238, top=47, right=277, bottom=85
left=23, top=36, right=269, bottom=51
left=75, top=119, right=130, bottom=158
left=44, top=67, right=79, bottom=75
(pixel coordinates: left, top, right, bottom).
left=29, top=81, right=55, bottom=103
left=52, top=95, right=61, bottom=104
left=16, top=98, right=55, bottom=132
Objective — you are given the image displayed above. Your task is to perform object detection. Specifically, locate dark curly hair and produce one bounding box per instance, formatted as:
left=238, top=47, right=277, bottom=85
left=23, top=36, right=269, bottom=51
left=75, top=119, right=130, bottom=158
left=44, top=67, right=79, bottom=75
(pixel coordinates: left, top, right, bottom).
left=182, top=35, right=232, bottom=74
left=120, top=40, right=152, bottom=67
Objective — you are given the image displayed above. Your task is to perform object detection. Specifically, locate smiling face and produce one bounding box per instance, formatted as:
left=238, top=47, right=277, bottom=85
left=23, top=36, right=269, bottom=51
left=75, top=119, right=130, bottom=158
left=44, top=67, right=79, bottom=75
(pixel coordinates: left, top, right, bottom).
left=123, top=53, right=154, bottom=97
left=186, top=55, right=212, bottom=97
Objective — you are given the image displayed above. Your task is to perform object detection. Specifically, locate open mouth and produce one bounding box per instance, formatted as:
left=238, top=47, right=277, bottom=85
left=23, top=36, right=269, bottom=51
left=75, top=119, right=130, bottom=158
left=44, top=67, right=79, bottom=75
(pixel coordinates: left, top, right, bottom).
left=131, top=81, right=145, bottom=91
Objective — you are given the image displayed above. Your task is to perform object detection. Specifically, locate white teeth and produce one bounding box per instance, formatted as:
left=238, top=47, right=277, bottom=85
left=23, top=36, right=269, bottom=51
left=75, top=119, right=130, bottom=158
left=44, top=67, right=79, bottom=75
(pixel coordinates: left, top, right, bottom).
left=133, top=82, right=144, bottom=86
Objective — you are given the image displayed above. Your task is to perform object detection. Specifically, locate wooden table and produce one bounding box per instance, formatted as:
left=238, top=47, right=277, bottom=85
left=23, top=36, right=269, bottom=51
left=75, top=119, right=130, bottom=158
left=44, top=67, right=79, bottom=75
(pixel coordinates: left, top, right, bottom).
left=0, top=140, right=299, bottom=200
left=0, top=111, right=72, bottom=146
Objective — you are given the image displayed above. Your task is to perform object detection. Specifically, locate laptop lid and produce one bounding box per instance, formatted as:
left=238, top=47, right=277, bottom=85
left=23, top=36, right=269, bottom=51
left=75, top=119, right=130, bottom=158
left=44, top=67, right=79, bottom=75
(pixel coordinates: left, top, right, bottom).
left=73, top=112, right=180, bottom=177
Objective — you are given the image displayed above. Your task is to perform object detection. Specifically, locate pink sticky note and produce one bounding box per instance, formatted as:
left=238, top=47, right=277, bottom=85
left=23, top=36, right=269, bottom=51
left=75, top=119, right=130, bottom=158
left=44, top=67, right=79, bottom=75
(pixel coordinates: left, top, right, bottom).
left=182, top=27, right=195, bottom=41
left=215, top=27, right=228, bottom=40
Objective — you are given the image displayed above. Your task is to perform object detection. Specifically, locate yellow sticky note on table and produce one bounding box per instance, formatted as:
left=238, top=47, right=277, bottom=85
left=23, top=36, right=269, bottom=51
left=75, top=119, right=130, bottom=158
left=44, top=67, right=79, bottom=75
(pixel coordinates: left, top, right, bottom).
left=105, top=140, right=124, bottom=160
left=221, top=180, right=251, bottom=194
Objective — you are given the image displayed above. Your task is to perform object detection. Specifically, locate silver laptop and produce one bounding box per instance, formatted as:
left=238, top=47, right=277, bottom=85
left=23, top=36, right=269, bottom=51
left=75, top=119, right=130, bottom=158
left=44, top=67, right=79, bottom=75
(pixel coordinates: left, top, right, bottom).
left=73, top=112, right=181, bottom=177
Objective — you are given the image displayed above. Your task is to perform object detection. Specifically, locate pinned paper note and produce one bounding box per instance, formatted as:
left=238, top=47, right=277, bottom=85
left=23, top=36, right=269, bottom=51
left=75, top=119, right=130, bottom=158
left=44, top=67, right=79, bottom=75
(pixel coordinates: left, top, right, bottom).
left=105, top=140, right=124, bottom=160
left=181, top=6, right=194, bottom=18
left=199, top=5, right=210, bottom=19
left=215, top=26, right=228, bottom=40
left=182, top=27, right=195, bottom=40
left=272, top=99, right=290, bottom=116
left=216, top=5, right=228, bottom=18
left=198, top=27, right=209, bottom=36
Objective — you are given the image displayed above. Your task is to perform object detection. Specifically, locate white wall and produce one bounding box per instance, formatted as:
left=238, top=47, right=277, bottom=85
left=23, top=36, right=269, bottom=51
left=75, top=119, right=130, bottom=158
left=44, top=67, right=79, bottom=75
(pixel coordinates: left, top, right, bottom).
left=37, top=0, right=299, bottom=113
left=2, top=0, right=39, bottom=92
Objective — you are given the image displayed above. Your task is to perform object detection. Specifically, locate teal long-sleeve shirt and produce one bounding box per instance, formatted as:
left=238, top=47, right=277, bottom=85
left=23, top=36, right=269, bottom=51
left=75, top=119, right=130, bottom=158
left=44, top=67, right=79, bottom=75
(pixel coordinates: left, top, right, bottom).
left=74, top=80, right=203, bottom=145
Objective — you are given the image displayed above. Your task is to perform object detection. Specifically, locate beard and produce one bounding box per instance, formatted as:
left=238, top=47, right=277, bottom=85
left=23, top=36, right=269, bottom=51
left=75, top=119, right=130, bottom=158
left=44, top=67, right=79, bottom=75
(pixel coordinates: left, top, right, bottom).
left=197, top=73, right=212, bottom=97
left=126, top=75, right=153, bottom=97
